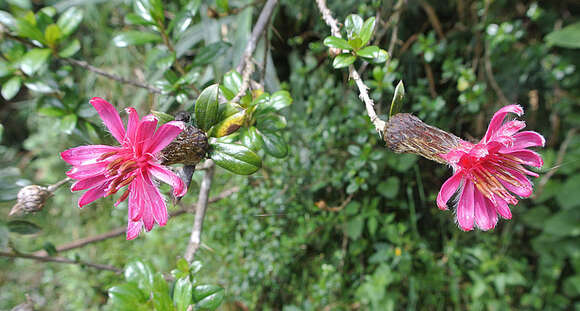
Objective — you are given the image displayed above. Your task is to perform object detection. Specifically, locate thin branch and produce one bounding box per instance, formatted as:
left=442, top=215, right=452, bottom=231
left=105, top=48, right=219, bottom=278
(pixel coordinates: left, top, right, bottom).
left=535, top=128, right=577, bottom=197
left=0, top=251, right=122, bottom=273
left=316, top=0, right=386, bottom=134
left=236, top=0, right=278, bottom=73
left=184, top=161, right=215, bottom=262
left=47, top=177, right=72, bottom=192
left=33, top=186, right=239, bottom=256
left=63, top=58, right=163, bottom=94
left=419, top=0, right=445, bottom=40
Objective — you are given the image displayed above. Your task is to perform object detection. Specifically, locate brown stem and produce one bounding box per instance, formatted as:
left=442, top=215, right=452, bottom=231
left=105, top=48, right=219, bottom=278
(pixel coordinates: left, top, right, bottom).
left=0, top=251, right=122, bottom=273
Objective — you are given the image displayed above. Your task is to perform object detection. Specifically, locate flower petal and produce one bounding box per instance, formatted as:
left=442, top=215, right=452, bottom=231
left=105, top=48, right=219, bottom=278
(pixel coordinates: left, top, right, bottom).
left=495, top=166, right=533, bottom=197
left=146, top=121, right=185, bottom=155
left=71, top=174, right=108, bottom=191
left=141, top=171, right=168, bottom=226
left=484, top=105, right=523, bottom=143
left=512, top=131, right=546, bottom=149
left=135, top=115, right=158, bottom=156
left=437, top=172, right=463, bottom=210
left=474, top=190, right=498, bottom=231
left=495, top=120, right=526, bottom=138
left=150, top=164, right=187, bottom=197
left=66, top=162, right=107, bottom=179
left=90, top=97, right=126, bottom=143
left=493, top=195, right=512, bottom=219
left=126, top=219, right=142, bottom=240
left=128, top=179, right=143, bottom=221
left=78, top=183, right=108, bottom=208
left=502, top=149, right=543, bottom=167
left=125, top=107, right=140, bottom=145
left=61, top=145, right=120, bottom=165
left=456, top=180, right=475, bottom=231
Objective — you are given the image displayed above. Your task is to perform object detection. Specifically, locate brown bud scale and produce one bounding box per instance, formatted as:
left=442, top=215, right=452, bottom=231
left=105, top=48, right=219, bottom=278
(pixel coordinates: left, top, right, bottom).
left=159, top=125, right=209, bottom=166
left=10, top=185, right=52, bottom=215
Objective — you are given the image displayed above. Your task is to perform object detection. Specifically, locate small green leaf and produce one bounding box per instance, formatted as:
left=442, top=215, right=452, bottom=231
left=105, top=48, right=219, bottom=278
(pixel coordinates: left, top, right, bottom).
left=345, top=14, right=363, bottom=39
left=348, top=37, right=363, bottom=50
left=240, top=127, right=264, bottom=151
left=545, top=22, right=580, bottom=49
left=216, top=0, right=229, bottom=13
left=207, top=110, right=245, bottom=138
left=108, top=283, right=148, bottom=310
left=2, top=76, right=22, bottom=100
left=16, top=18, right=46, bottom=43
left=260, top=131, right=288, bottom=158
left=0, top=123, right=3, bottom=141
left=210, top=142, right=262, bottom=175
left=267, top=90, right=293, bottom=110
left=220, top=70, right=243, bottom=100
left=151, top=110, right=175, bottom=124
left=24, top=80, right=55, bottom=93
left=193, top=285, right=225, bottom=311
left=7, top=220, right=41, bottom=234
left=370, top=49, right=389, bottom=63
left=58, top=39, right=81, bottom=57
left=0, top=61, right=13, bottom=78
left=191, top=41, right=231, bottom=67
left=195, top=84, right=220, bottom=131
left=174, top=277, right=193, bottom=311
left=256, top=114, right=287, bottom=132
left=42, top=242, right=57, bottom=256
left=156, top=53, right=176, bottom=71
left=44, top=24, right=62, bottom=46
left=113, top=31, right=162, bottom=47
left=124, top=260, right=155, bottom=293
left=176, top=258, right=189, bottom=273
left=20, top=48, right=51, bottom=76
left=0, top=10, right=16, bottom=30
left=60, top=114, right=77, bottom=134
left=332, top=54, right=356, bottom=69
left=389, top=80, right=405, bottom=117
left=57, top=7, right=83, bottom=36
left=323, top=36, right=352, bottom=50
left=125, top=13, right=156, bottom=26
left=377, top=176, right=400, bottom=199
left=359, top=17, right=376, bottom=45
left=356, top=46, right=380, bottom=59
left=152, top=274, right=172, bottom=311
left=346, top=216, right=364, bottom=239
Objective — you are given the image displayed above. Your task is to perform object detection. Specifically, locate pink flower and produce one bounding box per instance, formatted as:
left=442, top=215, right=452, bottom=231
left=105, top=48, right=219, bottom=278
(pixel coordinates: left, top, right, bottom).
left=61, top=97, right=186, bottom=240
left=437, top=105, right=545, bottom=231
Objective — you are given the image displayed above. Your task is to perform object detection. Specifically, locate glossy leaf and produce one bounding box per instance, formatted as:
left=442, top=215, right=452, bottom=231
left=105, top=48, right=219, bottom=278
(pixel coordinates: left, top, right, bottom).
left=191, top=41, right=231, bottom=67
left=221, top=70, right=243, bottom=100
left=125, top=13, right=155, bottom=26
left=260, top=131, right=288, bottom=158
left=0, top=10, right=16, bottom=29
left=377, top=176, right=400, bottom=199
left=57, top=7, right=83, bottom=36
left=152, top=274, right=172, bottom=311
left=267, top=90, right=293, bottom=110
left=193, top=285, right=225, bottom=310
left=195, top=84, right=220, bottom=131
left=332, top=54, right=356, bottom=69
left=124, top=260, right=155, bottom=292
left=545, top=22, right=580, bottom=49
left=2, top=76, right=22, bottom=100
left=216, top=0, right=229, bottom=13
left=345, top=14, right=363, bottom=40
left=209, top=142, right=262, bottom=175
left=151, top=110, right=175, bottom=124
left=240, top=126, right=264, bottom=151
left=174, top=277, right=193, bottom=311
left=108, top=283, right=148, bottom=310
left=113, top=31, right=162, bottom=47
left=256, top=114, right=287, bottom=132
left=60, top=114, right=78, bottom=134
left=208, top=110, right=245, bottom=138
left=20, top=48, right=51, bottom=76
left=356, top=46, right=380, bottom=59
left=38, top=106, right=67, bottom=117
left=7, top=220, right=41, bottom=234
left=58, top=39, right=81, bottom=57
left=359, top=17, right=376, bottom=45
left=389, top=80, right=405, bottom=118
left=24, top=80, right=55, bottom=93
left=44, top=24, right=62, bottom=46
left=16, top=18, right=45, bottom=43
left=323, top=36, right=352, bottom=50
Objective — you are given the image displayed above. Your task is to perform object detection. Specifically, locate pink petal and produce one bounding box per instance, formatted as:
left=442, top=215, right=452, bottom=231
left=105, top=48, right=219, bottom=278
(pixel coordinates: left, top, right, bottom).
left=437, top=172, right=464, bottom=210
left=146, top=121, right=185, bottom=155
left=66, top=162, right=107, bottom=179
left=125, top=107, right=140, bottom=145
left=71, top=174, right=108, bottom=191
left=493, top=195, right=512, bottom=219
left=61, top=145, right=120, bottom=165
left=474, top=190, right=498, bottom=231
left=128, top=180, right=143, bottom=221
left=90, top=97, right=126, bottom=143
left=484, top=105, right=523, bottom=143
left=495, top=167, right=533, bottom=197
left=149, top=164, right=187, bottom=197
left=134, top=115, right=158, bottom=156
left=141, top=171, right=168, bottom=226
left=126, top=219, right=142, bottom=240
left=495, top=120, right=526, bottom=138
left=501, top=149, right=543, bottom=167
left=78, top=183, right=108, bottom=208
left=456, top=181, right=475, bottom=231
left=512, top=131, right=546, bottom=149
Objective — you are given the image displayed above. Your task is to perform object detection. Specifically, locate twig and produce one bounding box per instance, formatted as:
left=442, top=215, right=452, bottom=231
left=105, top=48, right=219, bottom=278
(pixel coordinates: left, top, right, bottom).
left=0, top=251, right=122, bottom=273
left=484, top=42, right=509, bottom=106
left=535, top=128, right=577, bottom=197
left=47, top=177, right=72, bottom=192
left=63, top=58, right=163, bottom=94
left=419, top=0, right=445, bottom=40
left=316, top=0, right=386, bottom=134
left=183, top=161, right=215, bottom=262
left=236, top=0, right=278, bottom=73
left=315, top=194, right=354, bottom=212
left=424, top=61, right=437, bottom=98
left=33, top=186, right=239, bottom=256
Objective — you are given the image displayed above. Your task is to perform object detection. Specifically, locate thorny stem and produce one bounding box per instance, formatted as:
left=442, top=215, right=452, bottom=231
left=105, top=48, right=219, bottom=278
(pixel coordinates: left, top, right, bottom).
left=315, top=0, right=386, bottom=134
left=184, top=162, right=215, bottom=262
left=0, top=251, right=122, bottom=273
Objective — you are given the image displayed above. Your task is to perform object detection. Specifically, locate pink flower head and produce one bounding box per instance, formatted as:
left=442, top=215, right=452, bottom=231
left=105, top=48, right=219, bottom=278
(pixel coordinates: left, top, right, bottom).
left=437, top=105, right=545, bottom=231
left=61, top=97, right=187, bottom=240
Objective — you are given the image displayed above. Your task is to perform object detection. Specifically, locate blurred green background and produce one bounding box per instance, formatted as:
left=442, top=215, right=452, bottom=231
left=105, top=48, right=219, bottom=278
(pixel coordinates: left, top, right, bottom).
left=1, top=0, right=579, bottom=310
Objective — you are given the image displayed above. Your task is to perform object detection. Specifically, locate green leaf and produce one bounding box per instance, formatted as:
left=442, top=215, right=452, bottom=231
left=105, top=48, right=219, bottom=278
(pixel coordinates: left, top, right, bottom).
left=356, top=46, right=380, bottom=59
left=240, top=126, right=264, bottom=151
left=209, top=142, right=262, bottom=175
left=347, top=37, right=363, bottom=50
left=57, top=7, right=83, bottom=36
left=323, top=36, right=352, bottom=50
left=152, top=274, right=172, bottom=311
left=389, top=80, right=405, bottom=117
left=544, top=209, right=580, bottom=237
left=125, top=13, right=156, bottom=26
left=0, top=123, right=3, bottom=141
left=176, top=258, right=189, bottom=273
left=545, top=22, right=580, bottom=49
left=16, top=18, right=45, bottom=44
left=42, top=242, right=57, bottom=256
left=377, top=177, right=400, bottom=199
left=193, top=285, right=225, bottom=311
left=1, top=76, right=22, bottom=100
left=124, top=260, right=155, bottom=292
left=20, top=48, right=51, bottom=76
left=207, top=110, right=245, bottom=138
left=216, top=0, right=229, bottom=13
left=267, top=90, right=293, bottom=110
left=151, top=110, right=175, bottom=124
left=332, top=54, right=356, bottom=69
left=7, top=220, right=41, bottom=234
left=359, top=17, right=376, bottom=45
left=563, top=275, right=580, bottom=297
left=174, top=277, right=193, bottom=311
left=60, top=114, right=77, bottom=134
left=556, top=174, right=580, bottom=209
left=108, top=283, right=148, bottom=310
left=112, top=31, right=162, bottom=47
left=220, top=70, right=242, bottom=100
left=194, top=84, right=220, bottom=131
left=346, top=216, right=364, bottom=240
left=0, top=61, right=13, bottom=78
left=44, top=24, right=62, bottom=46
left=58, top=39, right=81, bottom=57
left=345, top=14, right=363, bottom=40
left=134, top=0, right=164, bottom=24
left=370, top=49, right=388, bottom=63
left=24, top=80, right=55, bottom=93
left=0, top=10, right=16, bottom=30
left=191, top=41, right=231, bottom=67
left=256, top=114, right=287, bottom=132
left=521, top=206, right=551, bottom=230
left=260, top=131, right=288, bottom=158
left=156, top=53, right=176, bottom=71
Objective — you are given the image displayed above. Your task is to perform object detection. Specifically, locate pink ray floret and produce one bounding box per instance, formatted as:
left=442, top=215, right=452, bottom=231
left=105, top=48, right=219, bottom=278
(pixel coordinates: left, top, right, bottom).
left=61, top=97, right=186, bottom=240
left=437, top=105, right=545, bottom=231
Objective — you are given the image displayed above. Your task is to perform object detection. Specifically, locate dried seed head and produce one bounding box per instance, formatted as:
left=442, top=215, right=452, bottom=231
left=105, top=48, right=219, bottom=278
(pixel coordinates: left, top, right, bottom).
left=10, top=185, right=52, bottom=216
left=383, top=113, right=462, bottom=164
left=159, top=125, right=209, bottom=166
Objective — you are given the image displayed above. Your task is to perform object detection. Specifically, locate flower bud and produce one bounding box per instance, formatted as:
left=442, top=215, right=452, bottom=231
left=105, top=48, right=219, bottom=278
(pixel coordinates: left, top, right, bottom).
left=383, top=113, right=462, bottom=164
left=159, top=125, right=209, bottom=166
left=10, top=185, right=52, bottom=216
